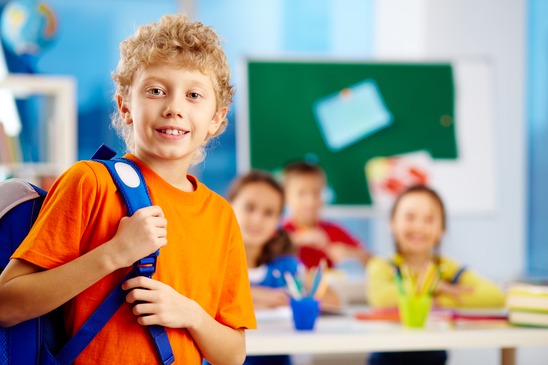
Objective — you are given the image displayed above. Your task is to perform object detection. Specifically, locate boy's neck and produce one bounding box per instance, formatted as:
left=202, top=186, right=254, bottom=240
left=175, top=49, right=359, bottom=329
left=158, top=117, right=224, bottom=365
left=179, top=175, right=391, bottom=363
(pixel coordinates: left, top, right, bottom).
left=293, top=217, right=319, bottom=229
left=134, top=153, right=194, bottom=192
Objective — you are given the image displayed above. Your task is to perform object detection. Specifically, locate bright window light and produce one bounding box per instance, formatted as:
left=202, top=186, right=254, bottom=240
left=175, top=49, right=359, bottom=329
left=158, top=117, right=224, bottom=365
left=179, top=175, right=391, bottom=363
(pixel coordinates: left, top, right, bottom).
left=0, top=40, right=22, bottom=137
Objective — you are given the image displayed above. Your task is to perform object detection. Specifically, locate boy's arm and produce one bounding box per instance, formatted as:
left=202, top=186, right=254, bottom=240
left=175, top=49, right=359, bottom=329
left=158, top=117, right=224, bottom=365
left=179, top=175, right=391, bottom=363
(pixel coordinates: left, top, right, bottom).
left=0, top=247, right=119, bottom=327
left=188, top=309, right=246, bottom=365
left=123, top=267, right=249, bottom=364
left=323, top=222, right=371, bottom=265
left=0, top=206, right=167, bottom=327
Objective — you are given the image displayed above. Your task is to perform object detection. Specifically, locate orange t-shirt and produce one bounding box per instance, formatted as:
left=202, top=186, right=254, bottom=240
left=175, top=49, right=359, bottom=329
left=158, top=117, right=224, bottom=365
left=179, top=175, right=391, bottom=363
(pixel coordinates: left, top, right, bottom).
left=13, top=155, right=257, bottom=364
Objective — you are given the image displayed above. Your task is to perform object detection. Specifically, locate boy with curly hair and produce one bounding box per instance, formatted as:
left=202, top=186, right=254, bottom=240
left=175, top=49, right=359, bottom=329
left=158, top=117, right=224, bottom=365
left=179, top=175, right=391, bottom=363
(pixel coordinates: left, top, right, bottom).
left=0, top=14, right=256, bottom=365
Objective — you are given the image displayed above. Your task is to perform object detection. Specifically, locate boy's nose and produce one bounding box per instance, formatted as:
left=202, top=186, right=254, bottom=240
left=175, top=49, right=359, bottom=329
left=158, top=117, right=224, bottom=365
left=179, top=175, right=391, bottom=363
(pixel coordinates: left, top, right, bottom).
left=163, top=99, right=183, bottom=118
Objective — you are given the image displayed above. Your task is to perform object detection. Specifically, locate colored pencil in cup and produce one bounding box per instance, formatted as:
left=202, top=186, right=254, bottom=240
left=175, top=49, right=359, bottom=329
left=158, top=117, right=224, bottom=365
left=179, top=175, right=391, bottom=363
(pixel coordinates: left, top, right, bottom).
left=284, top=271, right=302, bottom=299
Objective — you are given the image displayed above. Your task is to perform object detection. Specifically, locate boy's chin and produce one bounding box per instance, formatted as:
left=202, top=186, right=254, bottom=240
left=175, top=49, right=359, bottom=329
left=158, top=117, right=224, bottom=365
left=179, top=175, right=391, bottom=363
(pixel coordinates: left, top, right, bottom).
left=296, top=214, right=319, bottom=225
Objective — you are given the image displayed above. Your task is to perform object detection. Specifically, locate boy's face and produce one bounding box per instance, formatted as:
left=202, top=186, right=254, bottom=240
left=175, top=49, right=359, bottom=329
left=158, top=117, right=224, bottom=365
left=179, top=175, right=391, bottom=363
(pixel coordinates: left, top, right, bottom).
left=119, top=64, right=226, bottom=166
left=391, top=192, right=444, bottom=257
left=284, top=173, right=324, bottom=226
left=231, top=182, right=283, bottom=248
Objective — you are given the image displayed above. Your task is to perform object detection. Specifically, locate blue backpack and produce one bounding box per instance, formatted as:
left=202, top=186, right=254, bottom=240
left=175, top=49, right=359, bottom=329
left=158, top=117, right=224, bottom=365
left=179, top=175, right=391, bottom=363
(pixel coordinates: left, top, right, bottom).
left=0, top=145, right=174, bottom=365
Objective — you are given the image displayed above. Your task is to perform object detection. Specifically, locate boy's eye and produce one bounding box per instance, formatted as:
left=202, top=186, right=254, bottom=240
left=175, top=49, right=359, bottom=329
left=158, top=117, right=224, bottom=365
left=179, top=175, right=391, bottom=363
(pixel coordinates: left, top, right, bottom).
left=188, top=92, right=201, bottom=99
left=147, top=88, right=165, bottom=96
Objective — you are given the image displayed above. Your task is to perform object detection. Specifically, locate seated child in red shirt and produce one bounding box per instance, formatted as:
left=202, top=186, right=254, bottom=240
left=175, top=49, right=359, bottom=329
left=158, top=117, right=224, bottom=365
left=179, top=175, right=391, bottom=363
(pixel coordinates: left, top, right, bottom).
left=281, top=161, right=371, bottom=271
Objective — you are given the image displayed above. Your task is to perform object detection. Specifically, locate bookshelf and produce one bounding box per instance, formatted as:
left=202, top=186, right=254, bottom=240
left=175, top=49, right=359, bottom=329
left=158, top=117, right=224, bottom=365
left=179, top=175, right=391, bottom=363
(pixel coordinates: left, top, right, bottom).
left=0, top=74, right=77, bottom=184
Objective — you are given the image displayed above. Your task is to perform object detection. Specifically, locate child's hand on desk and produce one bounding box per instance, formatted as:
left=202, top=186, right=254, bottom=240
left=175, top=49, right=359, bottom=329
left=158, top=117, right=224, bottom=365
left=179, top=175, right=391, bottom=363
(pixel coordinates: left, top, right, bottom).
left=434, top=280, right=474, bottom=304
left=326, top=243, right=371, bottom=265
left=250, top=286, right=289, bottom=309
left=123, top=276, right=199, bottom=329
left=290, top=228, right=329, bottom=249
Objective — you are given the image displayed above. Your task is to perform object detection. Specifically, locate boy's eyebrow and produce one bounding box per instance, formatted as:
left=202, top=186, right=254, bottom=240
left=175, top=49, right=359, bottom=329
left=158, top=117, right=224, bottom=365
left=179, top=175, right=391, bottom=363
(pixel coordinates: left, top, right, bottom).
left=140, top=75, right=212, bottom=90
left=140, top=75, right=168, bottom=84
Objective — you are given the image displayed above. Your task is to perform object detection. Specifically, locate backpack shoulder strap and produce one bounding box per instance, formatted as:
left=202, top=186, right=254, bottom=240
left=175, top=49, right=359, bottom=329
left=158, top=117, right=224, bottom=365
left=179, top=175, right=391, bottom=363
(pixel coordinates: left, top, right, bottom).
left=54, top=144, right=174, bottom=365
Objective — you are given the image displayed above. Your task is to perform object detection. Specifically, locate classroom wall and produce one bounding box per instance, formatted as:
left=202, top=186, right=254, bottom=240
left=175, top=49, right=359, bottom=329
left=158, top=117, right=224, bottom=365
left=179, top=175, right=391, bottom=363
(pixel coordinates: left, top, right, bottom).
left=372, top=1, right=548, bottom=364
left=200, top=0, right=530, bottom=285
left=371, top=0, right=526, bottom=283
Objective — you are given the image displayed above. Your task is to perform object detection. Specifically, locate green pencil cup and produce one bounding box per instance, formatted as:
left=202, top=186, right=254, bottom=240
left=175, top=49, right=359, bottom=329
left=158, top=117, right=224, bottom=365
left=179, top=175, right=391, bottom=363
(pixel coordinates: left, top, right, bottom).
left=397, top=294, right=432, bottom=328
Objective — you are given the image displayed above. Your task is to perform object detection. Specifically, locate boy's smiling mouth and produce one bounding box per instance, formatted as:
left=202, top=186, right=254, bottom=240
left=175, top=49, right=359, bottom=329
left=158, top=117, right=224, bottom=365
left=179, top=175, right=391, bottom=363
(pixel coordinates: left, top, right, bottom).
left=158, top=128, right=189, bottom=136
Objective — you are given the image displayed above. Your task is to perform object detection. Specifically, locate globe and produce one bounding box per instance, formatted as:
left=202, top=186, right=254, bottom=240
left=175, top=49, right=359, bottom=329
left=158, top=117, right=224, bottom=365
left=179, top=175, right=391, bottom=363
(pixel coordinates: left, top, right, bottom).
left=0, top=0, right=57, bottom=55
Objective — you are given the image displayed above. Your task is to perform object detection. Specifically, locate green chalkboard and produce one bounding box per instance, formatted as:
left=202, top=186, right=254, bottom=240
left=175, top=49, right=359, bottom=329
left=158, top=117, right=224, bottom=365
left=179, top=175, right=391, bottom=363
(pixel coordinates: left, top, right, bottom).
left=244, top=60, right=456, bottom=206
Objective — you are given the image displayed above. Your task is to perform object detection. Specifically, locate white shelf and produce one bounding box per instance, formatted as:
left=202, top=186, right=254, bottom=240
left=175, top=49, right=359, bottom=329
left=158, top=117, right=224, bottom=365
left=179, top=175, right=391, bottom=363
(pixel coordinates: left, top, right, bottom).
left=0, top=74, right=77, bottom=179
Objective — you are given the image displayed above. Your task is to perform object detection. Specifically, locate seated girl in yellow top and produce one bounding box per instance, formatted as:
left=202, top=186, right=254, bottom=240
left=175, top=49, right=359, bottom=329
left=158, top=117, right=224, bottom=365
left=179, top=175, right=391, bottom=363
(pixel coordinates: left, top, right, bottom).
left=366, top=185, right=505, bottom=365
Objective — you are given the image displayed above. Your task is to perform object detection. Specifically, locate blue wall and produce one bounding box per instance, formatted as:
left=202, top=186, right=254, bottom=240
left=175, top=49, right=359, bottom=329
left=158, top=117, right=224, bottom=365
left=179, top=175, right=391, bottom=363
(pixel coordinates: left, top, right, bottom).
left=527, top=0, right=548, bottom=277
left=34, top=0, right=179, bottom=159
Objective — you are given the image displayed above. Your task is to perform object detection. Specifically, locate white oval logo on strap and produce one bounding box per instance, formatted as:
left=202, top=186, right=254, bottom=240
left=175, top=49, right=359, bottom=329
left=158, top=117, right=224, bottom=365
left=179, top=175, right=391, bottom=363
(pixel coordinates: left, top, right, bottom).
left=114, top=162, right=141, bottom=188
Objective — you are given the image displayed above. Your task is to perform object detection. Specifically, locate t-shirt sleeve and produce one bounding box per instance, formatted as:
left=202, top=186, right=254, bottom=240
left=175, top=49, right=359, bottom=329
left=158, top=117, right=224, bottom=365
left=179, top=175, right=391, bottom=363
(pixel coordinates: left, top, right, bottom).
left=326, top=222, right=361, bottom=248
left=283, top=256, right=301, bottom=276
left=366, top=256, right=399, bottom=308
left=12, top=162, right=99, bottom=269
left=215, top=214, right=257, bottom=330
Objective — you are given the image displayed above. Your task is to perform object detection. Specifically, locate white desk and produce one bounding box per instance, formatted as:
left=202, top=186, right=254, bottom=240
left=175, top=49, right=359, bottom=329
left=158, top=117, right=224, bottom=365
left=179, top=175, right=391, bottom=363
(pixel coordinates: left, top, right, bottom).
left=246, top=309, right=548, bottom=365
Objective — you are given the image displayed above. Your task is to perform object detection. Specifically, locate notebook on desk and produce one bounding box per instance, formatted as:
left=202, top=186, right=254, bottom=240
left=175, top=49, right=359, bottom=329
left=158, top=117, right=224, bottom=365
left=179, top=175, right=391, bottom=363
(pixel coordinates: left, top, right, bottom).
left=354, top=307, right=508, bottom=326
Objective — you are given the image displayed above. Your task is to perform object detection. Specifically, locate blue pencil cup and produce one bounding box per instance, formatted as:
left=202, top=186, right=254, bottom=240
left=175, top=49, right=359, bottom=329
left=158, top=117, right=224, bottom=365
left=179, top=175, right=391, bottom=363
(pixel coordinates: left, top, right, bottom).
left=290, top=297, right=320, bottom=331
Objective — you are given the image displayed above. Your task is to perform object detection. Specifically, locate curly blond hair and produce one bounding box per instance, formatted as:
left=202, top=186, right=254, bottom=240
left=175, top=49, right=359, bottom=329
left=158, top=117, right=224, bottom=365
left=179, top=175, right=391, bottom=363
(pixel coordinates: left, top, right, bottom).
left=111, top=14, right=234, bottom=163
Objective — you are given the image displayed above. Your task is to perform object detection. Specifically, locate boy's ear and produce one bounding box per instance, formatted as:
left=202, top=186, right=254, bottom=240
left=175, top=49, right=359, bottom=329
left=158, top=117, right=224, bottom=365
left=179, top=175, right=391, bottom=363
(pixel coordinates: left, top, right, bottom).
left=208, top=107, right=228, bottom=135
left=117, top=95, right=132, bottom=125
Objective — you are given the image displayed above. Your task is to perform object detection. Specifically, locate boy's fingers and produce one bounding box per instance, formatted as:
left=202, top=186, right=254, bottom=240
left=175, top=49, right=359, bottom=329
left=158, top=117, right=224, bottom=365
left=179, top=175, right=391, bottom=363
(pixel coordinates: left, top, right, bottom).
left=127, top=288, right=156, bottom=305
left=137, top=313, right=161, bottom=326
left=122, top=276, right=154, bottom=290
left=135, top=205, right=165, bottom=218
left=133, top=302, right=156, bottom=316
left=148, top=205, right=164, bottom=217
left=151, top=216, right=168, bottom=229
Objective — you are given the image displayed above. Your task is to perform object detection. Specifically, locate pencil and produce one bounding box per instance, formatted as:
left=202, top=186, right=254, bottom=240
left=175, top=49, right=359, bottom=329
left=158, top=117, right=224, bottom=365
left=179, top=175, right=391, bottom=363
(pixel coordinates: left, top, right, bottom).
left=400, top=264, right=415, bottom=295
left=309, top=259, right=327, bottom=298
left=394, top=267, right=405, bottom=295
left=284, top=271, right=302, bottom=299
left=428, top=267, right=442, bottom=295
left=418, top=263, right=435, bottom=296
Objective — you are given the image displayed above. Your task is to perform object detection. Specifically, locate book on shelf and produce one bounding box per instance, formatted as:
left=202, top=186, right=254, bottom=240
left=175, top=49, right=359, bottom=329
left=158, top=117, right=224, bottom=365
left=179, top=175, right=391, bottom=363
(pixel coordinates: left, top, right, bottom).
left=508, top=310, right=548, bottom=328
left=506, top=283, right=548, bottom=312
left=0, top=121, right=23, bottom=165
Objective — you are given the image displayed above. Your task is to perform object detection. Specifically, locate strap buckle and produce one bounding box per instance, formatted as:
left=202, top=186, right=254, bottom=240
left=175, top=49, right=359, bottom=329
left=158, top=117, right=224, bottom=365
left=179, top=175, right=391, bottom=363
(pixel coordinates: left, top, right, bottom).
left=133, top=250, right=159, bottom=278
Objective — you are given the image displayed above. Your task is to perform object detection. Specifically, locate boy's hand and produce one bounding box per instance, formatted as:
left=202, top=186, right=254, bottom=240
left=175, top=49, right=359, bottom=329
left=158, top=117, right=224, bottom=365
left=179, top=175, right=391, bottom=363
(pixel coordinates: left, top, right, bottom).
left=291, top=228, right=330, bottom=248
left=123, top=276, right=199, bottom=329
left=109, top=206, right=168, bottom=269
left=325, top=243, right=371, bottom=265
